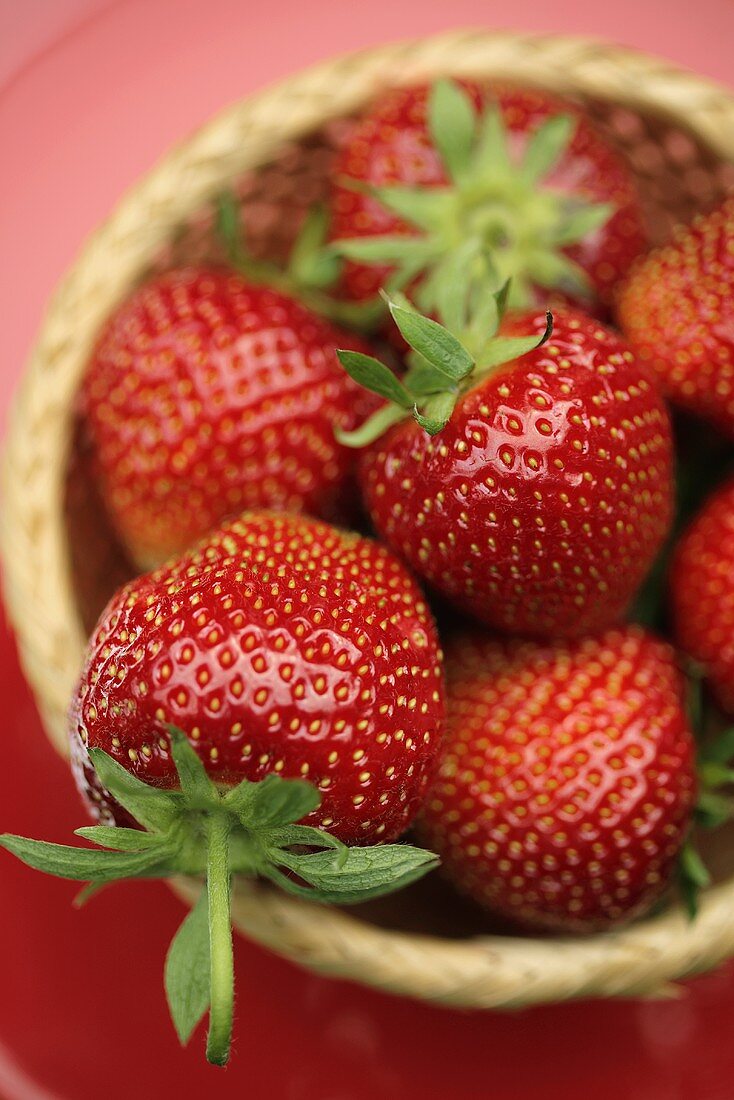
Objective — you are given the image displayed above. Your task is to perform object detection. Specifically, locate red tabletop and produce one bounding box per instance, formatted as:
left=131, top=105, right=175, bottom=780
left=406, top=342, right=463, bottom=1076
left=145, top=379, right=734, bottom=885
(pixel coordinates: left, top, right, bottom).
left=3, top=3, right=734, bottom=1097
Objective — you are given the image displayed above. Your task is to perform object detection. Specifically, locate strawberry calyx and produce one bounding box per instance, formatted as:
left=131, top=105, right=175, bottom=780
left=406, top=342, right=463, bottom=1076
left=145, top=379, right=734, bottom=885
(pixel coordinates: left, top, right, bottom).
left=631, top=428, right=734, bottom=632
left=677, top=676, right=734, bottom=918
left=0, top=727, right=437, bottom=1066
left=332, top=79, right=615, bottom=313
left=694, top=724, right=734, bottom=831
left=215, top=192, right=383, bottom=331
left=335, top=281, right=552, bottom=446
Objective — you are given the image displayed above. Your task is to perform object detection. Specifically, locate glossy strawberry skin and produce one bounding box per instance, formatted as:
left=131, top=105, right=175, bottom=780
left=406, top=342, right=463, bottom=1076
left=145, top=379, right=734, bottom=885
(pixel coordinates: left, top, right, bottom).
left=69, top=512, right=446, bottom=846
left=330, top=83, right=646, bottom=310
left=671, top=478, right=734, bottom=715
left=617, top=198, right=734, bottom=437
left=419, top=626, right=696, bottom=932
left=359, top=308, right=674, bottom=638
left=81, top=268, right=377, bottom=569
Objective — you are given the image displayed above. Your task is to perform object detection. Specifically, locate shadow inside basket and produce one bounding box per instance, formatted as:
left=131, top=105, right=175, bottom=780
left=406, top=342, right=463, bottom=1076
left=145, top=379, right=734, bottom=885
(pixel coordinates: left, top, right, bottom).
left=63, top=91, right=734, bottom=940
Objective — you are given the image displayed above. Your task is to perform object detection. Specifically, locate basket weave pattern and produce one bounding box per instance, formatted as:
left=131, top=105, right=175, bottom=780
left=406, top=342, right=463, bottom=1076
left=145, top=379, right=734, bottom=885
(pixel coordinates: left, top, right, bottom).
left=4, top=30, right=734, bottom=1007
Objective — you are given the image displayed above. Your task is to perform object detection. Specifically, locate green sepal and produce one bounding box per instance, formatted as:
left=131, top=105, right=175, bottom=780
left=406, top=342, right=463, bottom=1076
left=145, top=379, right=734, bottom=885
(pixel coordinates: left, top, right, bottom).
left=88, top=747, right=182, bottom=832
left=492, top=278, right=511, bottom=317
left=225, top=773, right=321, bottom=829
left=386, top=252, right=440, bottom=299
left=367, top=186, right=453, bottom=233
left=0, top=834, right=173, bottom=883
left=423, top=238, right=486, bottom=334
left=699, top=762, right=734, bottom=787
left=414, top=391, right=459, bottom=435
left=695, top=725, right=734, bottom=829
left=428, top=78, right=477, bottom=182
left=335, top=350, right=413, bottom=408
left=526, top=250, right=592, bottom=299
left=472, top=102, right=512, bottom=178
left=464, top=278, right=505, bottom=352
left=215, top=191, right=248, bottom=268
left=288, top=205, right=341, bottom=290
left=265, top=843, right=439, bottom=904
left=691, top=721, right=734, bottom=827
left=477, top=311, right=554, bottom=372
left=74, top=826, right=167, bottom=851
left=266, top=824, right=346, bottom=858
left=323, top=298, right=385, bottom=330
left=676, top=649, right=734, bottom=915
left=699, top=726, right=734, bottom=765
left=334, top=403, right=408, bottom=448
left=686, top=668, right=705, bottom=733
left=678, top=839, right=711, bottom=920
left=386, top=297, right=474, bottom=382
left=165, top=887, right=211, bottom=1046
left=333, top=235, right=437, bottom=265
left=519, top=114, right=575, bottom=185
left=403, top=357, right=454, bottom=397
left=167, top=727, right=220, bottom=809
left=73, top=881, right=111, bottom=908
left=551, top=202, right=616, bottom=247
left=696, top=789, right=734, bottom=830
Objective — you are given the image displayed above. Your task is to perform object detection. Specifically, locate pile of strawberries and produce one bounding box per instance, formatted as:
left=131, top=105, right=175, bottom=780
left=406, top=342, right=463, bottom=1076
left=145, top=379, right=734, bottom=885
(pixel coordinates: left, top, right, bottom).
left=5, top=78, right=734, bottom=1064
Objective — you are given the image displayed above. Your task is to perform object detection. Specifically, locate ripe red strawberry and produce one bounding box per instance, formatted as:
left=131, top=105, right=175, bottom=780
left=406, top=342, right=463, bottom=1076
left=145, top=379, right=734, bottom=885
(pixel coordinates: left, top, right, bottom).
left=671, top=477, right=734, bottom=715
left=340, top=300, right=673, bottom=638
left=418, top=626, right=697, bottom=932
left=82, top=267, right=377, bottom=569
left=330, top=80, right=646, bottom=314
left=617, top=197, right=734, bottom=437
left=71, top=510, right=445, bottom=844
left=1, top=512, right=443, bottom=1064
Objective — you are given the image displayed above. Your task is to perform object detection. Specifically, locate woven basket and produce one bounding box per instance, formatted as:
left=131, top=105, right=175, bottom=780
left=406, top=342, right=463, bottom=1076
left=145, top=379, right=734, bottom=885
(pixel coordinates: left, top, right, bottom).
left=4, top=29, right=734, bottom=1009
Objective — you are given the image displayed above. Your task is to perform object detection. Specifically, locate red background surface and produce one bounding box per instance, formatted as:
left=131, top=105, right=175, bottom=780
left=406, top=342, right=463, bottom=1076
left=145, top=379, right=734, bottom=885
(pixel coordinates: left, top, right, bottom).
left=3, top=2, right=734, bottom=1098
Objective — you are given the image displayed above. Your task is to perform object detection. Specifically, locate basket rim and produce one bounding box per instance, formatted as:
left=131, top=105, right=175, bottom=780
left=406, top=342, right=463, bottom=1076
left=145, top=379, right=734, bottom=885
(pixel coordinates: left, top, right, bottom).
left=3, top=27, right=734, bottom=1009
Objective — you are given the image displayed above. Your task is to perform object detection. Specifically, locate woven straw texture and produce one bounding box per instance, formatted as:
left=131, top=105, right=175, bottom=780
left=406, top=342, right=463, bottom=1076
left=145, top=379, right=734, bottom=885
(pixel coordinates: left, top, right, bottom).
left=4, top=29, right=734, bottom=1008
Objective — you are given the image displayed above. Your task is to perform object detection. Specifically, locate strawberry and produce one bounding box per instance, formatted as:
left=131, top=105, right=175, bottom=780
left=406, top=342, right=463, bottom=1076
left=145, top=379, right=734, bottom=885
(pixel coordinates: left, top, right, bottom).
left=336, top=294, right=673, bottom=638
left=71, top=510, right=445, bottom=842
left=617, top=197, right=734, bottom=437
left=418, top=626, right=697, bottom=932
left=671, top=477, right=734, bottom=715
left=1, top=512, right=443, bottom=1064
left=329, top=79, right=646, bottom=316
left=81, top=267, right=378, bottom=569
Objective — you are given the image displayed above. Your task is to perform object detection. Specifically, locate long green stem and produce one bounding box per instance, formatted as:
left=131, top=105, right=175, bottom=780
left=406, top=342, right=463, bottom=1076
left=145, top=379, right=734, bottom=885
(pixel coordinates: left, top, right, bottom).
left=205, top=813, right=234, bottom=1066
